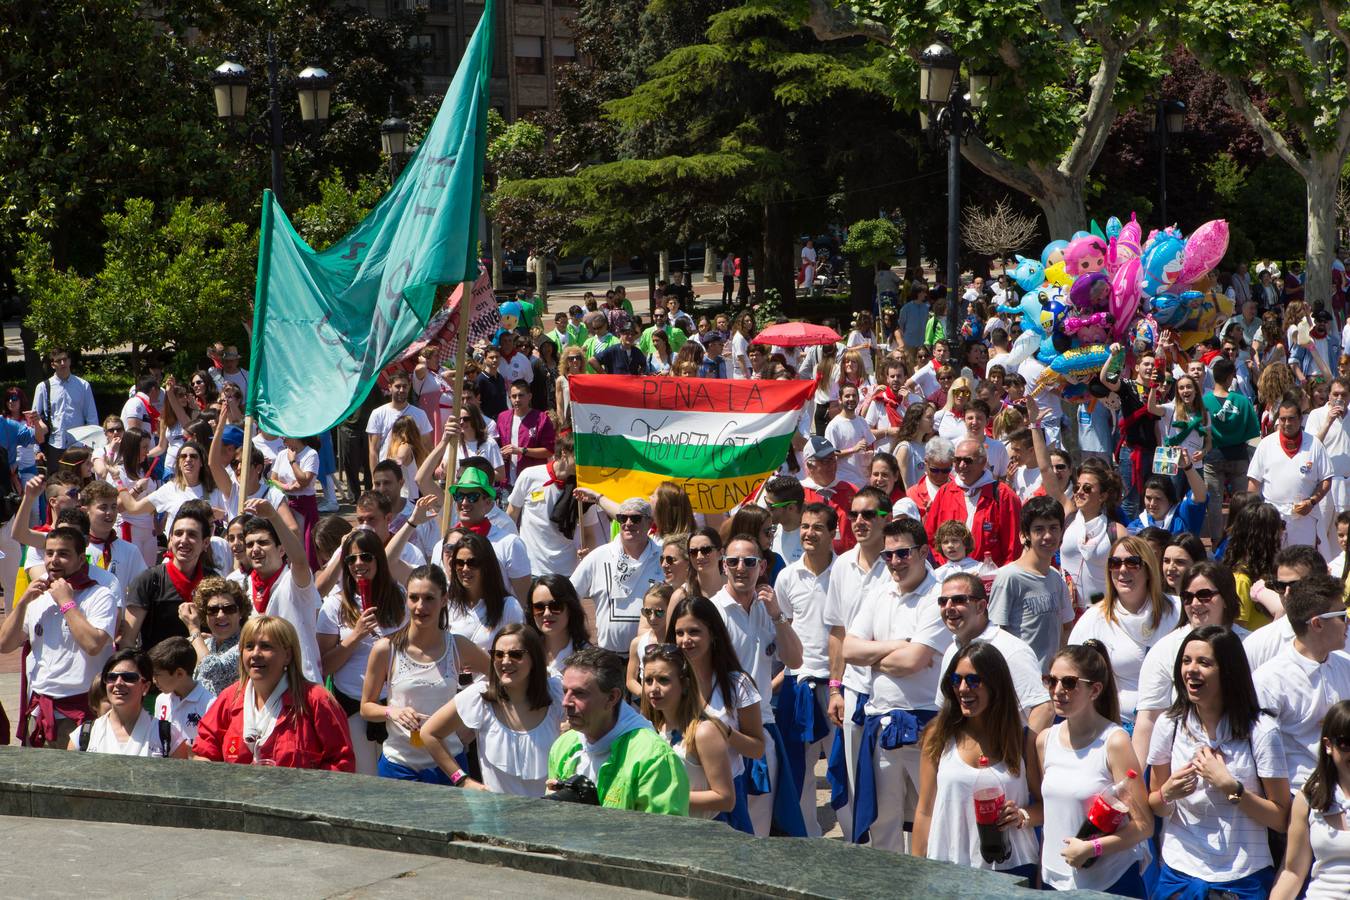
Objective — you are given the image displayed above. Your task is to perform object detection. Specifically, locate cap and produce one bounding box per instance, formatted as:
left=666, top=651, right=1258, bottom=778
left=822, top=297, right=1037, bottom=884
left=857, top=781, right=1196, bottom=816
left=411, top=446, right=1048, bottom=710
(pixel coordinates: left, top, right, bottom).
left=617, top=315, right=637, bottom=334
left=803, top=436, right=837, bottom=461
left=220, top=425, right=244, bottom=447
left=704, top=330, right=727, bottom=344
left=1314, top=309, right=1333, bottom=322
left=450, top=466, right=497, bottom=499
left=617, top=497, right=653, bottom=517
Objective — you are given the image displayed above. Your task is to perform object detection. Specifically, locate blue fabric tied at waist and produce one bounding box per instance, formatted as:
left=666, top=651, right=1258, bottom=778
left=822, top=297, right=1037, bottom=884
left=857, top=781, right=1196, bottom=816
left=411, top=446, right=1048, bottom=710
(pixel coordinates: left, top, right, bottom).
left=851, top=707, right=938, bottom=846
left=1153, top=863, right=1274, bottom=900
left=744, top=722, right=809, bottom=836
left=774, top=674, right=830, bottom=810
left=826, top=691, right=868, bottom=810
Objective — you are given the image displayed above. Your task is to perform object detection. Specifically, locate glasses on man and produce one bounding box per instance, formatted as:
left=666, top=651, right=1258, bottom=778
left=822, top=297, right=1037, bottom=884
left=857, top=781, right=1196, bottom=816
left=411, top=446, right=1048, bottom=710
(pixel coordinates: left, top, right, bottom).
left=1309, top=609, right=1349, bottom=624
left=454, top=491, right=485, bottom=505
left=616, top=513, right=647, bottom=525
left=724, top=556, right=761, bottom=569
left=848, top=508, right=887, bottom=521
left=880, top=546, right=918, bottom=563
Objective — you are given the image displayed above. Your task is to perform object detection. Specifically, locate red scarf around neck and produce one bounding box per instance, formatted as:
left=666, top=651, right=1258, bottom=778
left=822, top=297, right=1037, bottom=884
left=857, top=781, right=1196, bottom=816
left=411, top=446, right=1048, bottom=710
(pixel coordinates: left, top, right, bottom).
left=878, top=386, right=905, bottom=428
left=91, top=532, right=116, bottom=569
left=249, top=566, right=285, bottom=614
left=135, top=392, right=161, bottom=433
left=63, top=563, right=96, bottom=591
left=543, top=460, right=563, bottom=488
left=463, top=518, right=492, bottom=538
left=166, top=558, right=204, bottom=603
left=1279, top=430, right=1302, bottom=458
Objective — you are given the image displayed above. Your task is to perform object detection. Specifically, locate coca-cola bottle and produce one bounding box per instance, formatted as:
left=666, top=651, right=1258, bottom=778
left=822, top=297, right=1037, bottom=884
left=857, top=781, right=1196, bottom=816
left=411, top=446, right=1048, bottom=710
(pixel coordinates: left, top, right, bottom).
left=1075, top=769, right=1138, bottom=868
left=357, top=578, right=373, bottom=612
left=972, top=755, right=1011, bottom=864
left=977, top=553, right=999, bottom=597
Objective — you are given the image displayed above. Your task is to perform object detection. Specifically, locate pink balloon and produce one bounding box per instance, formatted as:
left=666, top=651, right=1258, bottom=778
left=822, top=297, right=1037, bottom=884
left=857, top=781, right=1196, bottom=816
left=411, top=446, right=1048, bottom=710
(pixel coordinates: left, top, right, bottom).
left=1109, top=257, right=1142, bottom=341
left=1112, top=213, right=1142, bottom=267
left=1176, top=219, right=1229, bottom=286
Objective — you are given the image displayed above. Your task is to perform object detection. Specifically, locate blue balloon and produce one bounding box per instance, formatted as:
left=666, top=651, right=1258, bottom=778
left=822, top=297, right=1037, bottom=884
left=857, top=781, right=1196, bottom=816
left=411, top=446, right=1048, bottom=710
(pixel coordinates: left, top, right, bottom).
left=1040, top=240, right=1069, bottom=268
left=1071, top=230, right=1092, bottom=242
left=1105, top=216, right=1123, bottom=239
left=1140, top=232, right=1186, bottom=298
left=1005, top=254, right=1045, bottom=292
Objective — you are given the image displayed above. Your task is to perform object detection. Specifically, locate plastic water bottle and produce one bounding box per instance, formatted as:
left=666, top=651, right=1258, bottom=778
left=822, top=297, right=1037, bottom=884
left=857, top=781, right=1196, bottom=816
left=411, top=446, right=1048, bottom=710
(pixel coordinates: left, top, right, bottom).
left=973, top=756, right=1011, bottom=864
left=978, top=553, right=998, bottom=597
left=1075, top=769, right=1138, bottom=867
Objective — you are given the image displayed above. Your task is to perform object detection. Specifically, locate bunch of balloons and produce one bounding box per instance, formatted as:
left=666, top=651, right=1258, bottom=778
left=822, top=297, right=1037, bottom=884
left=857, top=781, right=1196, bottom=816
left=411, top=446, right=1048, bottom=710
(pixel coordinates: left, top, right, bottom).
left=998, top=213, right=1232, bottom=378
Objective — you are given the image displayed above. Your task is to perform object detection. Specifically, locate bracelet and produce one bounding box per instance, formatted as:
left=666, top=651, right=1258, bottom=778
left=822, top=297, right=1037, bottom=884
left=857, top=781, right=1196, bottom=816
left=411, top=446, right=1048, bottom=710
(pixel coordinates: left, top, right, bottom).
left=828, top=679, right=843, bottom=690
left=449, top=769, right=467, bottom=787
left=58, top=601, right=77, bottom=615
left=1091, top=838, right=1103, bottom=858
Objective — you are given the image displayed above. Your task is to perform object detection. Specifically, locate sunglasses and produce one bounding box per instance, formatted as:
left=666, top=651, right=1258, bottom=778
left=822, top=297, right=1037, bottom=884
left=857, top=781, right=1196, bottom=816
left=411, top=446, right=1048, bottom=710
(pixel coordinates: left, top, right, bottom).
left=616, top=513, right=647, bottom=525
left=178, top=454, right=201, bottom=462
left=1107, top=555, right=1144, bottom=571
left=689, top=546, right=717, bottom=557
left=937, top=593, right=980, bottom=607
left=768, top=499, right=799, bottom=509
left=926, top=465, right=952, bottom=475
left=493, top=649, right=526, bottom=662
left=643, top=642, right=683, bottom=660
left=1074, top=483, right=1097, bottom=494
left=1268, top=579, right=1300, bottom=594
left=641, top=607, right=667, bottom=619
left=346, top=552, right=375, bottom=565
left=105, top=427, right=124, bottom=435
left=105, top=670, right=145, bottom=685
left=459, top=416, right=473, bottom=423
left=453, top=558, right=481, bottom=570
left=532, top=600, right=566, bottom=615
left=724, top=556, right=761, bottom=569
left=953, top=456, right=978, bottom=466
left=1180, top=588, right=1220, bottom=605
left=1310, top=609, right=1349, bottom=623
left=1042, top=674, right=1096, bottom=691
left=881, top=546, right=919, bottom=562
left=949, top=673, right=983, bottom=689
left=659, top=555, right=683, bottom=566
left=1050, top=463, right=1068, bottom=472
left=206, top=603, right=238, bottom=616
left=848, top=508, right=888, bottom=520
left=454, top=492, right=486, bottom=504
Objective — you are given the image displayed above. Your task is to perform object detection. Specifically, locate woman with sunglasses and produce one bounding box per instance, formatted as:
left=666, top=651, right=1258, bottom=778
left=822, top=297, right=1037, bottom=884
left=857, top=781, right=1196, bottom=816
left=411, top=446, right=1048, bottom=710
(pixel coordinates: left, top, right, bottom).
left=188, top=370, right=218, bottom=412
left=934, top=376, right=975, bottom=442
left=912, top=641, right=1042, bottom=877
left=317, top=528, right=408, bottom=774
left=70, top=649, right=190, bottom=756
left=421, top=623, right=564, bottom=796
left=1057, top=459, right=1128, bottom=613
left=527, top=574, right=592, bottom=679
left=1037, top=642, right=1150, bottom=896
left=643, top=642, right=738, bottom=818
left=1069, top=535, right=1181, bottom=731
left=446, top=531, right=524, bottom=656
left=658, top=534, right=691, bottom=591
left=627, top=583, right=675, bottom=696
left=183, top=576, right=249, bottom=697
left=1272, top=699, right=1350, bottom=899
left=91, top=415, right=124, bottom=480
left=672, top=527, right=726, bottom=608
left=361, top=565, right=489, bottom=784
left=1147, top=625, right=1289, bottom=898
left=556, top=347, right=586, bottom=424
left=667, top=594, right=764, bottom=832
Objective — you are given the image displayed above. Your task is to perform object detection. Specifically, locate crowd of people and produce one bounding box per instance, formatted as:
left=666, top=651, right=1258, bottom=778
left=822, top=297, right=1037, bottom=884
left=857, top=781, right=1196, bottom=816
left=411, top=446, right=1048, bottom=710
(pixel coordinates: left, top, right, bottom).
left=6, top=261, right=1350, bottom=898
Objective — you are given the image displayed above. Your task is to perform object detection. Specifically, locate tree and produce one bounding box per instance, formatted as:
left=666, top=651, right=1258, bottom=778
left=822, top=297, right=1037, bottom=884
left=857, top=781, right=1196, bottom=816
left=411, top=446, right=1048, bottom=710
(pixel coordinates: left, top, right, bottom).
left=811, top=0, right=1165, bottom=236
left=962, top=197, right=1040, bottom=265
left=1179, top=0, right=1350, bottom=302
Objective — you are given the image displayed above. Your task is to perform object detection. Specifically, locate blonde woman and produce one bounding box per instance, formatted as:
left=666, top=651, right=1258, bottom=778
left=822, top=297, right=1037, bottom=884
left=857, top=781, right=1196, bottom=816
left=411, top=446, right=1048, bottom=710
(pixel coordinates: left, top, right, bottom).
left=934, top=375, right=975, bottom=442
left=557, top=346, right=586, bottom=424
left=386, top=416, right=428, bottom=502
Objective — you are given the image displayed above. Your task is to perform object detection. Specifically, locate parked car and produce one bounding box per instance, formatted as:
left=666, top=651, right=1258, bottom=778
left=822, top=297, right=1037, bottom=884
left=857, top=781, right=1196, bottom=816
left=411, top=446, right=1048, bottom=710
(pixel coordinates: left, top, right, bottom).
left=502, top=250, right=599, bottom=284
left=628, top=242, right=709, bottom=275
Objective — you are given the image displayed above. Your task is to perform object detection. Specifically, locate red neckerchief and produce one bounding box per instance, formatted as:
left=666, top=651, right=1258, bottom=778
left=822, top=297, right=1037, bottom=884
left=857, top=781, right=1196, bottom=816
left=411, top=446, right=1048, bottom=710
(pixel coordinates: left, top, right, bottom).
left=877, top=386, right=905, bottom=428
left=166, top=558, right=204, bottom=603
left=249, top=566, right=286, bottom=614
left=1279, top=430, right=1302, bottom=458
left=64, top=563, right=96, bottom=591
left=463, top=519, right=492, bottom=538
left=91, top=532, right=116, bottom=568
left=543, top=460, right=563, bottom=488
left=135, top=392, right=161, bottom=433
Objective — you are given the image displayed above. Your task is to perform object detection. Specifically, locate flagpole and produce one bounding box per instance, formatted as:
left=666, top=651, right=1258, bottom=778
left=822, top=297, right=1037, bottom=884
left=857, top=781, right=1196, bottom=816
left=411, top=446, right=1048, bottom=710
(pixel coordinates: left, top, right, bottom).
left=441, top=280, right=473, bottom=537
left=241, top=190, right=275, bottom=517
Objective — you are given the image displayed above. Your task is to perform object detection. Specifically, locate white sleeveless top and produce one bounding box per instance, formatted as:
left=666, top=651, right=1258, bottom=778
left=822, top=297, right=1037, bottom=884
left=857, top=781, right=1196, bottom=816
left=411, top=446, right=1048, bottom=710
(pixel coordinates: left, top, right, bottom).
left=1308, top=787, right=1350, bottom=900
left=704, top=672, right=760, bottom=778
left=1059, top=513, right=1112, bottom=606
left=664, top=726, right=714, bottom=819
left=1040, top=722, right=1142, bottom=891
left=86, top=710, right=185, bottom=758
left=382, top=634, right=463, bottom=770
left=455, top=677, right=566, bottom=798
left=926, top=739, right=1039, bottom=871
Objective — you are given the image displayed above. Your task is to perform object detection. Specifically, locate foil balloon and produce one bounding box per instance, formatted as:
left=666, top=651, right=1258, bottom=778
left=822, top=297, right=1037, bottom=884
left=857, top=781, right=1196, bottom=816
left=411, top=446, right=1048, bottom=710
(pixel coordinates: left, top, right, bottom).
left=1049, top=343, right=1111, bottom=377
left=1105, top=216, right=1123, bottom=239
left=1109, top=257, right=1142, bottom=340
left=1043, top=260, right=1074, bottom=288
left=1071, top=230, right=1093, bottom=242
left=1069, top=271, right=1111, bottom=312
left=1107, top=213, right=1142, bottom=274
left=1149, top=291, right=1197, bottom=329
left=1140, top=231, right=1186, bottom=298
left=1005, top=254, right=1045, bottom=292
left=1131, top=315, right=1159, bottom=349
left=1041, top=240, right=1069, bottom=268
left=1065, top=236, right=1108, bottom=277
left=1175, top=219, right=1229, bottom=286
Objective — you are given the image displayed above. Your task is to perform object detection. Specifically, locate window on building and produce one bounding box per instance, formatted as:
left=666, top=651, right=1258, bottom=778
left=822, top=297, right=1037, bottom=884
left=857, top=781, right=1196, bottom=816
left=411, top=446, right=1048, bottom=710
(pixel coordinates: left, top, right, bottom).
left=514, top=37, right=544, bottom=75
left=551, top=38, right=575, bottom=70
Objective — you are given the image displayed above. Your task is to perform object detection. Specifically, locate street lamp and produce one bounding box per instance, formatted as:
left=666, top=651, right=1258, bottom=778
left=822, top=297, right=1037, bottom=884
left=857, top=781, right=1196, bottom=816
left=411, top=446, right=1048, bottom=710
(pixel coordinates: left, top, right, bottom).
left=380, top=98, right=411, bottom=183
left=210, top=35, right=333, bottom=207
left=1147, top=99, right=1186, bottom=225
left=919, top=41, right=993, bottom=339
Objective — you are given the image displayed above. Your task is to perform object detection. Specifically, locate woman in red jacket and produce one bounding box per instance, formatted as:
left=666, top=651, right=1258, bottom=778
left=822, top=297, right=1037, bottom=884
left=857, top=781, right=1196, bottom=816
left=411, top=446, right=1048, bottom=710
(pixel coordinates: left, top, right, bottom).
left=193, top=614, right=355, bottom=771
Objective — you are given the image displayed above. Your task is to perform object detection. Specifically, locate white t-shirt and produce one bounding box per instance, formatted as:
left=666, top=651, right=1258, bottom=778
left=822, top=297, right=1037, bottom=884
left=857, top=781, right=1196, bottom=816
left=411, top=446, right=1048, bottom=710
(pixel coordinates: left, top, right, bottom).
left=498, top=352, right=533, bottom=386
left=730, top=331, right=751, bottom=379
left=119, top=395, right=156, bottom=430
left=458, top=438, right=504, bottom=472
left=448, top=596, right=526, bottom=656
left=507, top=465, right=598, bottom=577
left=824, top=413, right=875, bottom=488
left=711, top=588, right=781, bottom=724
left=570, top=538, right=663, bottom=651
left=86, top=535, right=149, bottom=608
left=24, top=581, right=119, bottom=699
left=254, top=568, right=324, bottom=685
left=936, top=623, right=1049, bottom=717
left=271, top=446, right=319, bottom=497
left=456, top=678, right=566, bottom=797
left=366, top=403, right=432, bottom=459
left=1157, top=401, right=1207, bottom=456
left=1254, top=644, right=1350, bottom=791
left=1306, top=404, right=1350, bottom=477
left=1135, top=622, right=1249, bottom=714
left=1247, top=432, right=1333, bottom=545
left=1068, top=598, right=1182, bottom=722
left=147, top=482, right=228, bottom=538
left=1244, top=616, right=1296, bottom=671
left=823, top=547, right=892, bottom=694
left=153, top=682, right=215, bottom=740
left=85, top=709, right=187, bottom=757
left=775, top=556, right=833, bottom=680
left=850, top=572, right=951, bottom=714
left=316, top=590, right=406, bottom=698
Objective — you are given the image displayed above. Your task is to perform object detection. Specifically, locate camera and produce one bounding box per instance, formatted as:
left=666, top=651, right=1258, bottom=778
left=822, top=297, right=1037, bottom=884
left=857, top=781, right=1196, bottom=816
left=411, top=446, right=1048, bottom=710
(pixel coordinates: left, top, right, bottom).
left=544, top=774, right=599, bottom=805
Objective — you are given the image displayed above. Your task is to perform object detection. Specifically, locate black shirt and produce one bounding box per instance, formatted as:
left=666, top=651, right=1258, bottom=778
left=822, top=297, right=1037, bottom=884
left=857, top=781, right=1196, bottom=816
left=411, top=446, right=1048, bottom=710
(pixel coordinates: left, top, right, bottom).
left=128, top=562, right=215, bottom=651
left=475, top=371, right=508, bottom=418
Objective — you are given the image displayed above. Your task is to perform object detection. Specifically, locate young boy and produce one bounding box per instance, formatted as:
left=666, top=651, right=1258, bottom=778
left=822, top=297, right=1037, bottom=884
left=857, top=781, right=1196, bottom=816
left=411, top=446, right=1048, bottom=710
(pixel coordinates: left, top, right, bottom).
left=1330, top=510, right=1350, bottom=580
left=931, top=521, right=979, bottom=583
left=987, top=495, right=1074, bottom=673
left=150, top=636, right=214, bottom=740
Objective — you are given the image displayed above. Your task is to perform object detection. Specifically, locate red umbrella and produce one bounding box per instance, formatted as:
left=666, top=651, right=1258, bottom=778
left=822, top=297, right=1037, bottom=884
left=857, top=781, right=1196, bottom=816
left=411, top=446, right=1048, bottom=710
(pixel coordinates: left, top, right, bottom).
left=751, top=322, right=841, bottom=347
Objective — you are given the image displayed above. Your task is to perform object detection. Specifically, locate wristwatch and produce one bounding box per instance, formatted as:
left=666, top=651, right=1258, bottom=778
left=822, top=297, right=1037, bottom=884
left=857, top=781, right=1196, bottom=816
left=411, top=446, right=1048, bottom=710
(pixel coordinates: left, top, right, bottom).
left=772, top=610, right=790, bottom=625
left=449, top=769, right=468, bottom=787
left=1226, top=781, right=1245, bottom=804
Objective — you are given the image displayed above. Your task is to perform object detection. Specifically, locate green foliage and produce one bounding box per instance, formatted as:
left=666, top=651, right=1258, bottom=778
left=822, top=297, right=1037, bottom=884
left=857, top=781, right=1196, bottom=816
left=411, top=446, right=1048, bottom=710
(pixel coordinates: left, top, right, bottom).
left=18, top=198, right=253, bottom=359
left=754, top=288, right=784, bottom=330
left=842, top=218, right=903, bottom=266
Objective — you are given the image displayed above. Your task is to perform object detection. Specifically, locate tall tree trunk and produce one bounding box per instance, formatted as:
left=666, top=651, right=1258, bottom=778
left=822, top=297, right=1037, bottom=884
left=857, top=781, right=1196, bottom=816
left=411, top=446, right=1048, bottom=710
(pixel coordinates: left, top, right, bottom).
left=646, top=253, right=659, bottom=314
left=703, top=244, right=716, bottom=283
left=761, top=200, right=795, bottom=304
left=1036, top=178, right=1087, bottom=243
left=534, top=256, right=548, bottom=306
left=490, top=219, right=503, bottom=291
left=658, top=250, right=670, bottom=284
left=1306, top=157, right=1339, bottom=309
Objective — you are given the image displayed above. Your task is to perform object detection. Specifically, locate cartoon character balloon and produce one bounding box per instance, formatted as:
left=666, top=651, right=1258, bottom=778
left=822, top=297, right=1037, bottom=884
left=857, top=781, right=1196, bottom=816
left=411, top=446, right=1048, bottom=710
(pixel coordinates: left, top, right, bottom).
left=1109, top=257, right=1142, bottom=341
left=1041, top=240, right=1069, bottom=268
left=1174, top=219, right=1230, bottom=287
left=1005, top=255, right=1045, bottom=293
left=1065, top=236, right=1108, bottom=277
left=1140, top=230, right=1186, bottom=299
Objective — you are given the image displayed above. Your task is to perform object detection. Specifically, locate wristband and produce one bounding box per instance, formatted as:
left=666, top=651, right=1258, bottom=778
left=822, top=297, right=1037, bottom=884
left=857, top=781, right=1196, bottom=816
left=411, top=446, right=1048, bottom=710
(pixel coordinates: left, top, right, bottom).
left=449, top=769, right=467, bottom=787
left=1091, top=838, right=1102, bottom=858
left=58, top=601, right=77, bottom=615
left=828, top=679, right=843, bottom=689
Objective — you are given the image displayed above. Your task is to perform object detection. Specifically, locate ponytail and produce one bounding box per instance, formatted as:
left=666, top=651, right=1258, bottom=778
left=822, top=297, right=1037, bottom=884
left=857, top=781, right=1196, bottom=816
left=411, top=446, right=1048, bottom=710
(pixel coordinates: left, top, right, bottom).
left=1054, top=640, right=1120, bottom=724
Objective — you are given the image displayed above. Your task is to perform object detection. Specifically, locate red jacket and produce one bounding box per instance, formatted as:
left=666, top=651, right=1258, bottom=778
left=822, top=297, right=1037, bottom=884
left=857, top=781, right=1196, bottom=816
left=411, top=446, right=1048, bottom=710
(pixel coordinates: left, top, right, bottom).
left=193, top=681, right=355, bottom=772
left=495, top=407, right=556, bottom=477
left=924, top=480, right=1023, bottom=567
left=804, top=481, right=858, bottom=554
left=906, top=479, right=937, bottom=518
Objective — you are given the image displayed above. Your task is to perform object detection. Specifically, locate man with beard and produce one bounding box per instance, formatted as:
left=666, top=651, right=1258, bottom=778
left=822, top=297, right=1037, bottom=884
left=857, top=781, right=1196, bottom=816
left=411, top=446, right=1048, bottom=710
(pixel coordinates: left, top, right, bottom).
left=1247, top=397, right=1332, bottom=548
left=825, top=384, right=875, bottom=489
left=925, top=437, right=1022, bottom=565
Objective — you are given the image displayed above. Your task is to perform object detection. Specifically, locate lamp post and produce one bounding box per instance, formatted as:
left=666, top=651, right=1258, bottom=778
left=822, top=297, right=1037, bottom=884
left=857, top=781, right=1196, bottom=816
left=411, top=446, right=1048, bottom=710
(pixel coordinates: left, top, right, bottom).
left=1147, top=99, right=1186, bottom=226
left=211, top=34, right=332, bottom=208
left=380, top=97, right=411, bottom=184
left=918, top=42, right=993, bottom=339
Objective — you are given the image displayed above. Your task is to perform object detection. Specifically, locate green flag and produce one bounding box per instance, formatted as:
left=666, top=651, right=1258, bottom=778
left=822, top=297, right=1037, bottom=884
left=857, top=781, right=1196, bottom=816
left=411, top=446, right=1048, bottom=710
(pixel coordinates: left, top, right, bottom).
left=246, top=0, right=494, bottom=437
